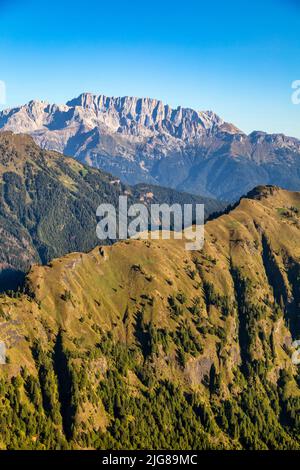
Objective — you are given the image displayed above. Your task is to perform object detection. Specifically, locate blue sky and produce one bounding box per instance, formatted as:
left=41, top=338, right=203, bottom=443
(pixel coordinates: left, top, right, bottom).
left=1, top=0, right=300, bottom=136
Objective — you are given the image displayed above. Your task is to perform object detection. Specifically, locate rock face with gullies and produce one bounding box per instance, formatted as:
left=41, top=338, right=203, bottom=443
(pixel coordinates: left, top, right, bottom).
left=1, top=92, right=300, bottom=201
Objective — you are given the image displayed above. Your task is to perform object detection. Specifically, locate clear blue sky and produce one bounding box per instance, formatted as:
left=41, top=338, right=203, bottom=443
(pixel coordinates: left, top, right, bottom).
left=1, top=0, right=300, bottom=137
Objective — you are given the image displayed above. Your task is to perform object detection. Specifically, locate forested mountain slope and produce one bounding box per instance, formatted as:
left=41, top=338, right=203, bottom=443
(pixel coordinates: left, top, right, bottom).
left=0, top=132, right=222, bottom=290
left=0, top=185, right=300, bottom=449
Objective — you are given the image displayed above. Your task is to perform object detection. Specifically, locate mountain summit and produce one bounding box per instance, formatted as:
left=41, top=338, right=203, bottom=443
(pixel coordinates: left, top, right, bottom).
left=1, top=93, right=300, bottom=200
left=0, top=93, right=225, bottom=139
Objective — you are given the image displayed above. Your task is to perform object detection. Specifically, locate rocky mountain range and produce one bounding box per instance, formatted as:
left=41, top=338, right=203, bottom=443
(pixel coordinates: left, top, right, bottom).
left=1, top=93, right=300, bottom=201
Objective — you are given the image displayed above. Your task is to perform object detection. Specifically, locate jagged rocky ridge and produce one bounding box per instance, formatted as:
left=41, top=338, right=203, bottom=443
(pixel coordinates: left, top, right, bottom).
left=1, top=93, right=300, bottom=200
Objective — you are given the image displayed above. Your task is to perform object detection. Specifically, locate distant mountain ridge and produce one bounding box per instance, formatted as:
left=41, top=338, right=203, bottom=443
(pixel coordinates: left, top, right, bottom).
left=1, top=93, right=300, bottom=200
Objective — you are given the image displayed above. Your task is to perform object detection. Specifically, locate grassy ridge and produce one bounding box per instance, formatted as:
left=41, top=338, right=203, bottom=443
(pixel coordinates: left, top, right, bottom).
left=0, top=132, right=223, bottom=291
left=0, top=186, right=300, bottom=449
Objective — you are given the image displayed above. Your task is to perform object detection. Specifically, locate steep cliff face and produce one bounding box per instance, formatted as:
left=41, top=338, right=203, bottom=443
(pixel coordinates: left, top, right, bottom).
left=0, top=186, right=300, bottom=449
left=2, top=93, right=300, bottom=201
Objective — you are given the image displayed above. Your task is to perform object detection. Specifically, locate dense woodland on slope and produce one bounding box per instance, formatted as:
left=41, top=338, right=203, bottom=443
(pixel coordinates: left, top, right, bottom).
left=0, top=132, right=222, bottom=291
left=0, top=185, right=300, bottom=449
